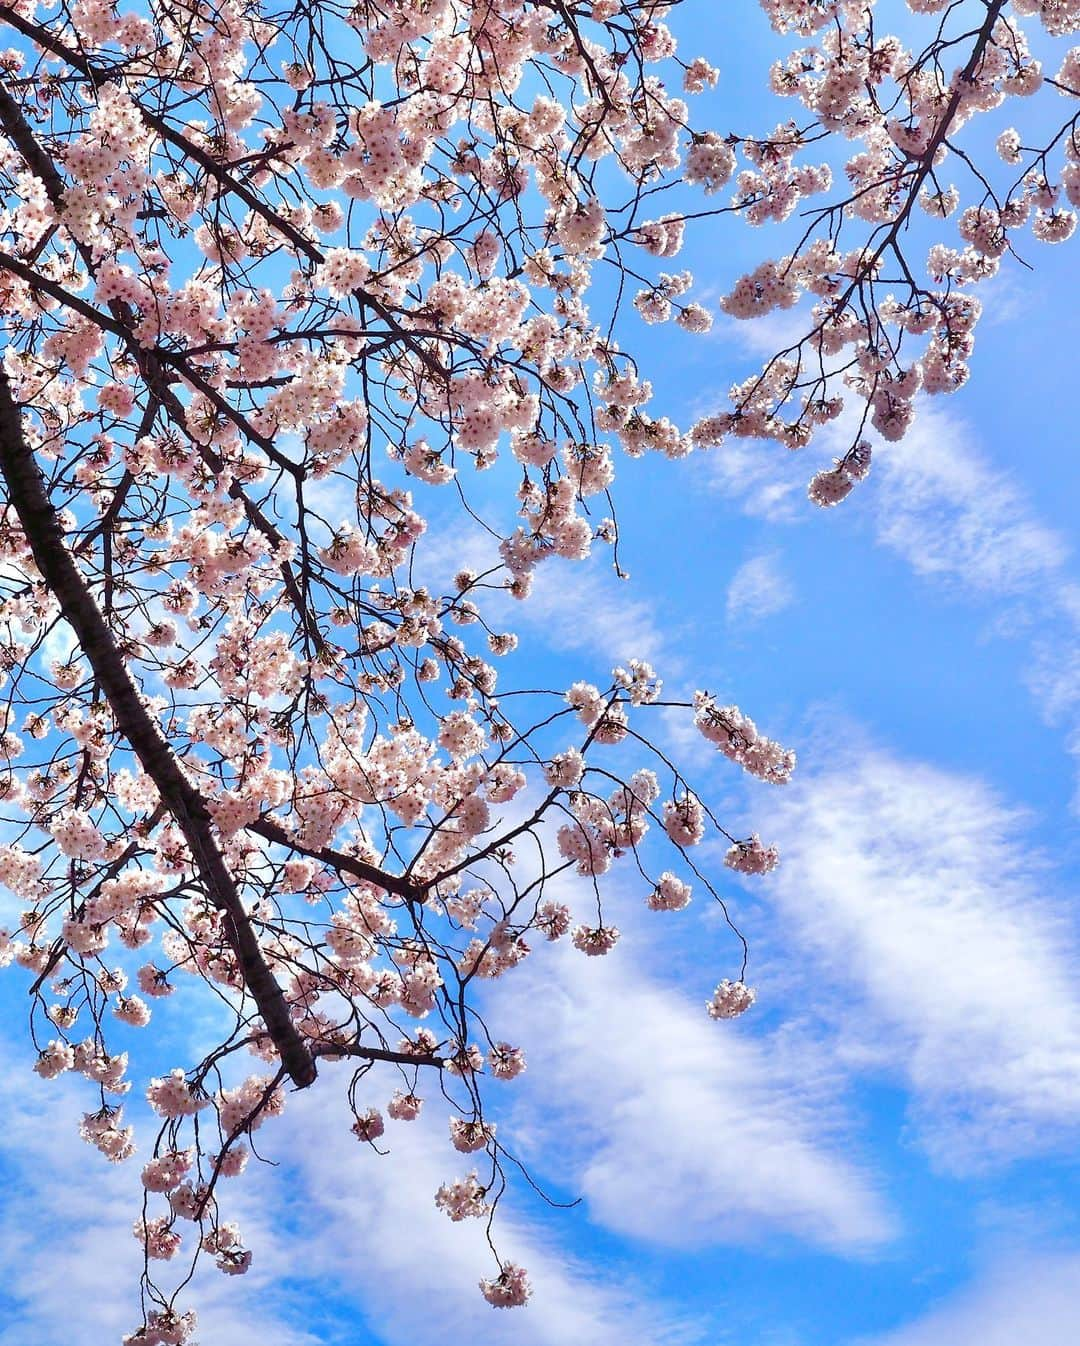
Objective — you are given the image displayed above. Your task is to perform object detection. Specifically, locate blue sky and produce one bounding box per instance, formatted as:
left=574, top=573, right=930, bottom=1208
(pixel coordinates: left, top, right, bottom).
left=2, top=3, right=1080, bottom=1345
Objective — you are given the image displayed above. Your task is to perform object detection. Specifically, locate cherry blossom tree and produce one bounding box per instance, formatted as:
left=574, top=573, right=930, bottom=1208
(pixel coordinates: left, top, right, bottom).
left=0, top=0, right=1077, bottom=1338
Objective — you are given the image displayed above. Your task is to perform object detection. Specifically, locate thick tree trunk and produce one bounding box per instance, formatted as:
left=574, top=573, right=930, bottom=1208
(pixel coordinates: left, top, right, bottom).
left=0, top=372, right=317, bottom=1088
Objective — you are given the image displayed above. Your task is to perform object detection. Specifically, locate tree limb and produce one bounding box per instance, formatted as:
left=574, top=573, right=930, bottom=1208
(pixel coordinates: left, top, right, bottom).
left=0, top=370, right=317, bottom=1088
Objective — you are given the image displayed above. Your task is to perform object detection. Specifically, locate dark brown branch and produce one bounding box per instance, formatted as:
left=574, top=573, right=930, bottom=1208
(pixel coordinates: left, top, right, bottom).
left=0, top=370, right=317, bottom=1087
left=855, top=0, right=1009, bottom=283
left=0, top=74, right=335, bottom=657
left=309, top=1041, right=444, bottom=1068
left=247, top=815, right=423, bottom=903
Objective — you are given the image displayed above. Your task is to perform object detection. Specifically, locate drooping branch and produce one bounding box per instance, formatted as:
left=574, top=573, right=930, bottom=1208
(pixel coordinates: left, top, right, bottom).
left=0, top=370, right=317, bottom=1088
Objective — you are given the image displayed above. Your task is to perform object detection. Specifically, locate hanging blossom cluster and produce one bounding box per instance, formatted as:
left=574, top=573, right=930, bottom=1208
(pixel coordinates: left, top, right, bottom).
left=706, top=980, right=758, bottom=1021
left=0, top=0, right=1076, bottom=1338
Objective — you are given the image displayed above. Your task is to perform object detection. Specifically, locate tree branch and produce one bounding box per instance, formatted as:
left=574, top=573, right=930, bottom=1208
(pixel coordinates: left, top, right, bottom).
left=247, top=815, right=424, bottom=903
left=0, top=371, right=317, bottom=1088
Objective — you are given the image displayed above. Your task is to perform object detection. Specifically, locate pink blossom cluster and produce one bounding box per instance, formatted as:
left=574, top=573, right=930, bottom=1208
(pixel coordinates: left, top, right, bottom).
left=218, top=1075, right=286, bottom=1136
left=693, top=694, right=796, bottom=783
left=387, top=1091, right=423, bottom=1121
left=489, top=1043, right=527, bottom=1080
left=122, top=1307, right=197, bottom=1346
left=142, top=1150, right=195, bottom=1193
left=480, top=1262, right=532, bottom=1309
left=435, top=1172, right=490, bottom=1221
left=202, top=1223, right=252, bottom=1276
left=725, top=836, right=780, bottom=876
left=706, top=980, right=758, bottom=1020
left=133, top=1216, right=182, bottom=1262
left=146, top=1070, right=207, bottom=1120
left=571, top=924, right=621, bottom=956
left=450, top=1117, right=496, bottom=1153
left=646, top=872, right=693, bottom=911
left=80, top=1106, right=136, bottom=1163
left=808, top=441, right=873, bottom=510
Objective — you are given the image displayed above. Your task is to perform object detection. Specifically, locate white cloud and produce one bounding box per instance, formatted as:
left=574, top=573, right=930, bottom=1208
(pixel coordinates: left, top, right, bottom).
left=760, top=745, right=1080, bottom=1168
left=497, top=938, right=894, bottom=1255
left=704, top=439, right=804, bottom=523
left=861, top=405, right=1080, bottom=808
left=708, top=309, right=813, bottom=362
left=524, top=560, right=672, bottom=667
left=0, top=1060, right=323, bottom=1346
left=415, top=515, right=675, bottom=669
left=270, top=1089, right=703, bottom=1346
left=870, top=402, right=1070, bottom=594
left=726, top=553, right=794, bottom=624
left=0, top=1027, right=701, bottom=1346
left=1027, top=636, right=1080, bottom=727
left=700, top=396, right=1070, bottom=600
left=701, top=394, right=1080, bottom=808
left=407, top=496, right=672, bottom=667
left=855, top=1251, right=1080, bottom=1346
left=1027, top=638, right=1080, bottom=813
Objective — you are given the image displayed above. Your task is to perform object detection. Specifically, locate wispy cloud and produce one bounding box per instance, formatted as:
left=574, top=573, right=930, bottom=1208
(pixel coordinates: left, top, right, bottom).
left=498, top=938, right=894, bottom=1255
left=704, top=439, right=805, bottom=523
left=1026, top=634, right=1080, bottom=810
left=759, top=743, right=1080, bottom=1169
left=708, top=309, right=813, bottom=362
left=701, top=395, right=1071, bottom=599
left=271, top=1088, right=704, bottom=1346
left=853, top=1249, right=1080, bottom=1346
left=701, top=396, right=1080, bottom=804
left=524, top=560, right=673, bottom=667
left=415, top=515, right=675, bottom=670
left=0, top=1057, right=323, bottom=1346
left=0, top=1030, right=704, bottom=1346
left=726, top=553, right=794, bottom=624
left=862, top=405, right=1080, bottom=809
left=868, top=403, right=1070, bottom=595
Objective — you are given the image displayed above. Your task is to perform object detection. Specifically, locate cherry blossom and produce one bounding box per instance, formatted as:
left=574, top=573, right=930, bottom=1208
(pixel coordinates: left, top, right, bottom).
left=706, top=980, right=758, bottom=1021
left=0, top=0, right=1075, bottom=1335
